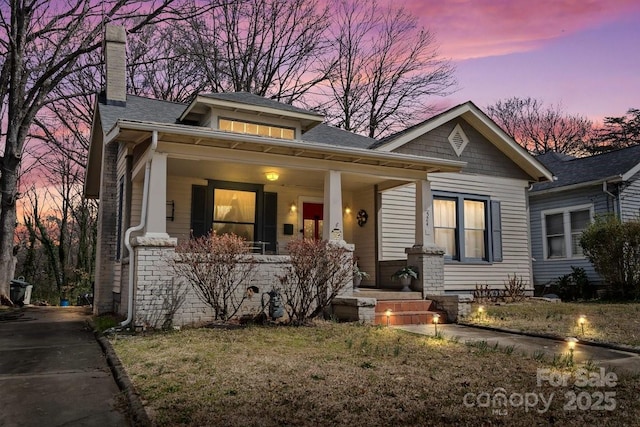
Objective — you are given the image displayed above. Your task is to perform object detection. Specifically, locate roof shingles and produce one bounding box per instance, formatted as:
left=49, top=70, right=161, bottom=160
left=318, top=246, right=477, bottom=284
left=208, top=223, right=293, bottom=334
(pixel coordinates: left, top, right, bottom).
left=532, top=146, right=640, bottom=191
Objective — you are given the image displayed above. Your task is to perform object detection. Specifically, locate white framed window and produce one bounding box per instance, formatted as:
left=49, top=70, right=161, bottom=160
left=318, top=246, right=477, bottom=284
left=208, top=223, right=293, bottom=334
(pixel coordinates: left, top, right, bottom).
left=541, top=205, right=593, bottom=259
left=433, top=192, right=502, bottom=263
left=219, top=118, right=295, bottom=140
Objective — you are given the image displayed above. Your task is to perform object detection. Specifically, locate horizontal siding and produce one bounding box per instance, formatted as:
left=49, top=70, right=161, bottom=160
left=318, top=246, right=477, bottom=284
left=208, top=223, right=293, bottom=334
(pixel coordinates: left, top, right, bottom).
left=380, top=173, right=534, bottom=292
left=167, top=176, right=208, bottom=243
left=380, top=184, right=415, bottom=260
left=529, top=185, right=608, bottom=285
left=621, top=173, right=640, bottom=221
left=351, top=188, right=376, bottom=287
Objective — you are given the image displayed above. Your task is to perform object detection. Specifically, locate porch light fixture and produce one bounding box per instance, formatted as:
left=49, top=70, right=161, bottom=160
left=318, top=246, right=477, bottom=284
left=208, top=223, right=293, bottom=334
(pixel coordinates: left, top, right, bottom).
left=290, top=202, right=297, bottom=213
left=433, top=313, right=440, bottom=335
left=265, top=171, right=279, bottom=181
left=566, top=337, right=579, bottom=364
left=344, top=206, right=352, bottom=214
left=385, top=309, right=392, bottom=326
left=578, top=315, right=587, bottom=335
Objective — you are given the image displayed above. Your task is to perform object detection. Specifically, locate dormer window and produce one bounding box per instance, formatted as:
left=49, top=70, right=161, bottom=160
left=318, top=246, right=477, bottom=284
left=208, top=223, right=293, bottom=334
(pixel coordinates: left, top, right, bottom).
left=219, top=118, right=295, bottom=140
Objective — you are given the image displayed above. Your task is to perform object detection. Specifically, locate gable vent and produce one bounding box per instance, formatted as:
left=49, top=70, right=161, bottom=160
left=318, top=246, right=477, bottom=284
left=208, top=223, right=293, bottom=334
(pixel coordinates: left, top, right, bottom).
left=448, top=123, right=469, bottom=157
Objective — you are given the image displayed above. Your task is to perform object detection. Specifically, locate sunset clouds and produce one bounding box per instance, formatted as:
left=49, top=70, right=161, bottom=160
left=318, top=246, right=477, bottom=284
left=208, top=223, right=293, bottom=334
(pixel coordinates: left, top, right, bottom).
left=380, top=0, right=640, bottom=121
left=397, top=0, right=640, bottom=60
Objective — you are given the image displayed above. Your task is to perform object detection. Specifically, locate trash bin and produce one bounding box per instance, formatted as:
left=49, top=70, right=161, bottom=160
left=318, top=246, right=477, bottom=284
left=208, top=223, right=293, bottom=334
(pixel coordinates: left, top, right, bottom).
left=10, top=277, right=30, bottom=306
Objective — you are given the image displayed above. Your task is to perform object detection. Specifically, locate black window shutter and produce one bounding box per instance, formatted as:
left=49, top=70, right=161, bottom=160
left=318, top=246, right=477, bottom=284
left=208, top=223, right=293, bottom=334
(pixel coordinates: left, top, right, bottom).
left=263, top=192, right=278, bottom=253
left=490, top=200, right=503, bottom=262
left=191, top=185, right=208, bottom=238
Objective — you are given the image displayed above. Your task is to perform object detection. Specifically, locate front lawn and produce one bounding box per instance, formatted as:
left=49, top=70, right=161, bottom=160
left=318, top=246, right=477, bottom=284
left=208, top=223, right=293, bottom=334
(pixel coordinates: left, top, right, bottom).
left=111, top=322, right=640, bottom=426
left=464, top=300, right=640, bottom=347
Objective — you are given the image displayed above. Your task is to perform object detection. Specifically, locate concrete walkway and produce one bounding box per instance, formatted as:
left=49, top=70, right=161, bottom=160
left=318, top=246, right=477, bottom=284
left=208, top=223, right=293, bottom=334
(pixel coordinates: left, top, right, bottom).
left=0, top=306, right=130, bottom=427
left=398, top=324, right=640, bottom=374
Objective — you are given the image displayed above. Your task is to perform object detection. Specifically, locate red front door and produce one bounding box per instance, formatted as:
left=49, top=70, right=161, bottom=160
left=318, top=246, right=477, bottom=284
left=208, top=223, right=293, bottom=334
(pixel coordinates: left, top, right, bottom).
left=303, top=203, right=323, bottom=240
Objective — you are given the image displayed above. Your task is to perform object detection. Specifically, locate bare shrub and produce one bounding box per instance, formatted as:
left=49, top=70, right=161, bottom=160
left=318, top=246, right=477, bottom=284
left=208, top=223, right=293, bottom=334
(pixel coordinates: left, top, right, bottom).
left=170, top=233, right=256, bottom=321
left=277, top=239, right=352, bottom=325
left=504, top=274, right=527, bottom=302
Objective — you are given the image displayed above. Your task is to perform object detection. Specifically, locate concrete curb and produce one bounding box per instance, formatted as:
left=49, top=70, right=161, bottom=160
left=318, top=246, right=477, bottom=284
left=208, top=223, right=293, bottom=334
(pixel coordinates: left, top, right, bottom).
left=457, top=322, right=640, bottom=355
left=92, top=327, right=153, bottom=427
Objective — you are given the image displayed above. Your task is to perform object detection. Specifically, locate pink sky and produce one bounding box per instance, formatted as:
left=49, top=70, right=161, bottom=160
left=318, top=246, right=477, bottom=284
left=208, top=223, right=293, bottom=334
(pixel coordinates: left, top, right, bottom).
left=391, top=0, right=640, bottom=124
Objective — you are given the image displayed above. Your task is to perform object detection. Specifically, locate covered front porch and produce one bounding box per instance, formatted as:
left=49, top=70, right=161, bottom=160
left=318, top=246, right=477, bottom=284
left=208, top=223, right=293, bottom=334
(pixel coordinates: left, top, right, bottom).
left=94, top=118, right=468, bottom=326
left=122, top=124, right=464, bottom=296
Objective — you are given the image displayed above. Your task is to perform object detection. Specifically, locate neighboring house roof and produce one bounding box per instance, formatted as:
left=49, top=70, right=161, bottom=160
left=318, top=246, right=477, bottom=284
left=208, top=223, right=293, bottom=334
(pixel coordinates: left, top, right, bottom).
left=372, top=101, right=553, bottom=182
left=532, top=145, right=640, bottom=192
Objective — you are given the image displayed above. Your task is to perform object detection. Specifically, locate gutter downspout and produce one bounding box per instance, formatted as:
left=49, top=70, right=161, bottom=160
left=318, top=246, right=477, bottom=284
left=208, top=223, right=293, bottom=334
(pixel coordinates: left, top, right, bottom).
left=120, top=131, right=157, bottom=328
left=602, top=181, right=620, bottom=219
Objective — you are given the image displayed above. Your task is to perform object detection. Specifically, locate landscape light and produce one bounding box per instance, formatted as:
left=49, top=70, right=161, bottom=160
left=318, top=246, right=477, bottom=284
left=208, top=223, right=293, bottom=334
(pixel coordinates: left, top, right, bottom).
left=566, top=337, right=579, bottom=364
left=385, top=309, right=392, bottom=327
left=433, top=313, right=440, bottom=335
left=578, top=315, right=587, bottom=335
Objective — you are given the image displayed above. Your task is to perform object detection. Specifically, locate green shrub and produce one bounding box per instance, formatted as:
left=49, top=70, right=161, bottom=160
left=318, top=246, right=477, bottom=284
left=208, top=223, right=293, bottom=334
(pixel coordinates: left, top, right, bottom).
left=553, top=266, right=593, bottom=301
left=580, top=215, right=640, bottom=299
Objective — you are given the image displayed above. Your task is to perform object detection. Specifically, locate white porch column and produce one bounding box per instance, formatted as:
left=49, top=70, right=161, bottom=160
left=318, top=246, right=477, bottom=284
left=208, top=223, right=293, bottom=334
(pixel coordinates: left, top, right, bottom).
left=415, top=179, right=435, bottom=246
left=323, top=170, right=344, bottom=241
left=144, top=152, right=169, bottom=238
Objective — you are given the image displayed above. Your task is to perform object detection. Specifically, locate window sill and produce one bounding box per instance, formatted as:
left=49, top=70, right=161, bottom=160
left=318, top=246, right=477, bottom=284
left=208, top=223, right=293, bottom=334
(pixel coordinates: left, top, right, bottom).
left=445, top=259, right=493, bottom=266
left=542, top=256, right=587, bottom=262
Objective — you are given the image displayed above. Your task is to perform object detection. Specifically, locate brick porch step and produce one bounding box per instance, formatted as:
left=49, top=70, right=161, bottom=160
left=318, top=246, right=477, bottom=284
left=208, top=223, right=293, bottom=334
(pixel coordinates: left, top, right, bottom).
left=374, top=300, right=448, bottom=326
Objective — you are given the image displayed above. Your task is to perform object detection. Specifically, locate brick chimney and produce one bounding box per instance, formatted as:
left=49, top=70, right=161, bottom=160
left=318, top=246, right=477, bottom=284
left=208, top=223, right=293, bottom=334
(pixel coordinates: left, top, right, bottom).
left=104, top=25, right=126, bottom=106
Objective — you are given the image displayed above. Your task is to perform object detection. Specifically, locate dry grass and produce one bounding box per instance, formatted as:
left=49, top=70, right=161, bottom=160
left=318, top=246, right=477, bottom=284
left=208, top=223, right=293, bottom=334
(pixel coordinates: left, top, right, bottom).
left=466, top=300, right=640, bottom=347
left=111, top=322, right=640, bottom=426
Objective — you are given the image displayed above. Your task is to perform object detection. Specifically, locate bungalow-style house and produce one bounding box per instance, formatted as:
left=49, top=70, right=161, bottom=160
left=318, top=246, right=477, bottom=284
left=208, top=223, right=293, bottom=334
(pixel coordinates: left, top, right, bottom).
left=529, top=146, right=640, bottom=286
left=85, top=26, right=551, bottom=327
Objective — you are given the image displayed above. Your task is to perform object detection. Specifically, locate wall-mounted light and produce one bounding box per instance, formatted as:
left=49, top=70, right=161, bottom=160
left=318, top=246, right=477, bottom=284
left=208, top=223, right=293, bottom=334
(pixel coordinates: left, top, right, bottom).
left=344, top=206, right=352, bottom=214
left=265, top=171, right=279, bottom=181
left=290, top=202, right=297, bottom=213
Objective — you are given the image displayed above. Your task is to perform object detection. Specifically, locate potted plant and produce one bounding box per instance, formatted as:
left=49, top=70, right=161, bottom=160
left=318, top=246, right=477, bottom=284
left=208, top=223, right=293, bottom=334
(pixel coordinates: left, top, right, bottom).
left=392, top=266, right=419, bottom=292
left=353, top=263, right=369, bottom=291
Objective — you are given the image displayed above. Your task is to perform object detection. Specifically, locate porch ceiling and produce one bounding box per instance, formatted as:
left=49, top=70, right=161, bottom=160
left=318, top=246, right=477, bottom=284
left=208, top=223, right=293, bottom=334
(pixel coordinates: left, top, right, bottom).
left=167, top=157, right=407, bottom=191
left=111, top=120, right=466, bottom=187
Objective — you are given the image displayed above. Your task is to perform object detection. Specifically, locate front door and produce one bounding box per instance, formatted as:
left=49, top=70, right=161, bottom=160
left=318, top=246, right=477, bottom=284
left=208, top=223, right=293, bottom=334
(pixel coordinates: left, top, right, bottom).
left=303, top=203, right=323, bottom=240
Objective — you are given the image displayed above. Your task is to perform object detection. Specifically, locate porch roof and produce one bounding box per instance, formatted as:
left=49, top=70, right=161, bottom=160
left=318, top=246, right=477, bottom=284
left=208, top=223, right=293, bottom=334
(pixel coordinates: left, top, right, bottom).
left=85, top=118, right=466, bottom=198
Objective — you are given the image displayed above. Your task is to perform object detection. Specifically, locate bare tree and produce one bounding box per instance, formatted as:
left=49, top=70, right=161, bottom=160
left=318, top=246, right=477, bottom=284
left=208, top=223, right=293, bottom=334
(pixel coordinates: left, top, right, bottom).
left=486, top=97, right=593, bottom=155
left=0, top=0, right=185, bottom=299
left=318, top=0, right=456, bottom=138
left=179, top=0, right=332, bottom=104
left=127, top=24, right=208, bottom=103
left=588, top=108, right=640, bottom=154
left=19, top=125, right=98, bottom=303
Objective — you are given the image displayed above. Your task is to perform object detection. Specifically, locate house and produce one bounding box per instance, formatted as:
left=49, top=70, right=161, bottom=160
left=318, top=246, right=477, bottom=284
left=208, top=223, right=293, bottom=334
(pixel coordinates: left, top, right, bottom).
left=85, top=26, right=551, bottom=327
left=529, top=146, right=640, bottom=286
left=371, top=104, right=552, bottom=295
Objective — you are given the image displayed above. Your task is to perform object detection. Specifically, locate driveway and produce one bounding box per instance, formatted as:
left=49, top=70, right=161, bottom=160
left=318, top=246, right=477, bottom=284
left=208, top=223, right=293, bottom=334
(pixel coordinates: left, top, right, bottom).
left=0, top=306, right=130, bottom=427
left=398, top=323, right=640, bottom=374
